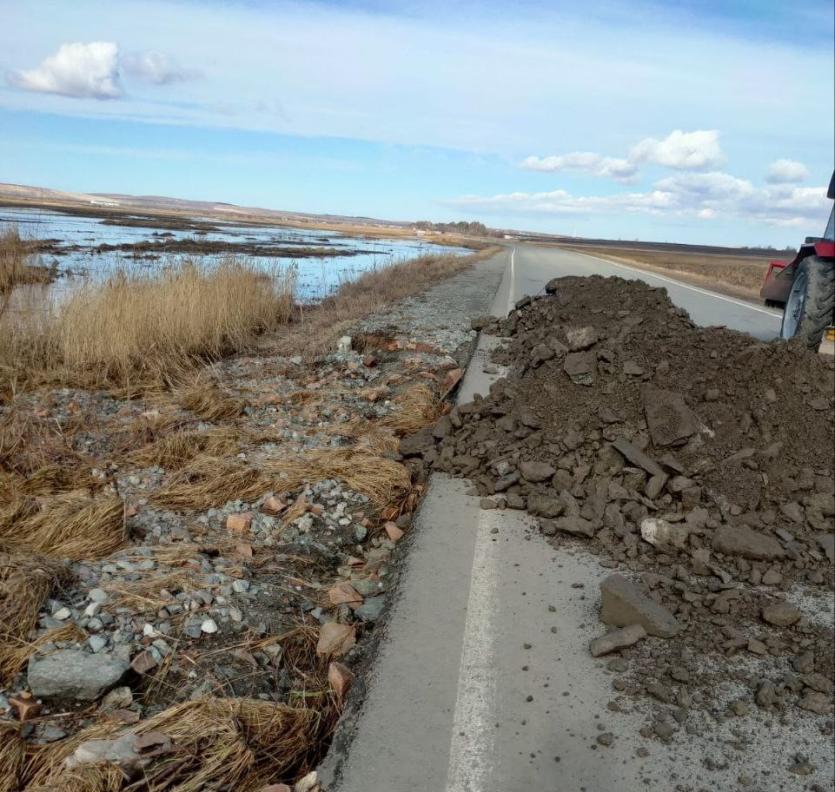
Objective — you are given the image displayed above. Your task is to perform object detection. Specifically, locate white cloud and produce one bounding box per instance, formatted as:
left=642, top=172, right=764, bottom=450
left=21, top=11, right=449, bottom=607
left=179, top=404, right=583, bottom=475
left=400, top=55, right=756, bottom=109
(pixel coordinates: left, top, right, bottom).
left=450, top=171, right=829, bottom=228
left=629, top=129, right=723, bottom=170
left=521, top=130, right=725, bottom=183
left=765, top=158, right=809, bottom=184
left=520, top=152, right=637, bottom=181
left=122, top=50, right=199, bottom=85
left=7, top=41, right=122, bottom=99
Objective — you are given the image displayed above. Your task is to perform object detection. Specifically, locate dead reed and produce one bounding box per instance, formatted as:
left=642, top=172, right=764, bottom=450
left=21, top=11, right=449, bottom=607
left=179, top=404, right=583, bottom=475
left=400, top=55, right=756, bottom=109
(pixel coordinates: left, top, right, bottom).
left=25, top=697, right=330, bottom=791
left=380, top=383, right=441, bottom=434
left=151, top=456, right=269, bottom=511
left=0, top=553, right=68, bottom=682
left=0, top=258, right=296, bottom=395
left=268, top=448, right=410, bottom=507
left=130, top=426, right=241, bottom=470
left=0, top=722, right=26, bottom=792
left=0, top=492, right=125, bottom=560
left=174, top=376, right=246, bottom=421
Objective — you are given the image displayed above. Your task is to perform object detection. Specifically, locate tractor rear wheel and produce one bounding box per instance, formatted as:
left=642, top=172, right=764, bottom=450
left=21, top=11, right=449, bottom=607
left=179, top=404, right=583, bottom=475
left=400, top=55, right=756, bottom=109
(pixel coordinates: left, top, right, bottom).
left=780, top=256, right=835, bottom=348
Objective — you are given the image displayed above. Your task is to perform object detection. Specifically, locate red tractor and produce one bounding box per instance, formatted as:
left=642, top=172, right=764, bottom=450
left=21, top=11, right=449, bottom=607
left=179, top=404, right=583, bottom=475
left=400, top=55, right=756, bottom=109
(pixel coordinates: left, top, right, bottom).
left=760, top=170, right=835, bottom=350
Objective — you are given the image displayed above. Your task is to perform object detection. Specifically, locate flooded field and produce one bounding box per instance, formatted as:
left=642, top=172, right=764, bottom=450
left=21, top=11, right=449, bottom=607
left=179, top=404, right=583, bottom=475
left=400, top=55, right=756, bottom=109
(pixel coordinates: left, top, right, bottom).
left=0, top=206, right=465, bottom=300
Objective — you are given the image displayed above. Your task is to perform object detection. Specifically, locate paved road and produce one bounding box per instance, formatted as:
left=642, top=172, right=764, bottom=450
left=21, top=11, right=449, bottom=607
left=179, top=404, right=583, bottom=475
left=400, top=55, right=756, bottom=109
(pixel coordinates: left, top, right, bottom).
left=495, top=244, right=783, bottom=341
left=324, top=247, right=819, bottom=792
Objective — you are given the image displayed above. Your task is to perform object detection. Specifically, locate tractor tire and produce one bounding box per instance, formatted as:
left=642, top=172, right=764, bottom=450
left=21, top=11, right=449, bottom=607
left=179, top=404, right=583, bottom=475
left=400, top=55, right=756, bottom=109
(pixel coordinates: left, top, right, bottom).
left=780, top=256, right=835, bottom=348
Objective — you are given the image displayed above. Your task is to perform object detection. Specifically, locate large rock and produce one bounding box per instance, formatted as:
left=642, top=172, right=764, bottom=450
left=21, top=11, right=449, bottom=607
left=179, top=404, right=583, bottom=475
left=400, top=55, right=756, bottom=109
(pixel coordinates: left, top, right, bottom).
left=519, top=460, right=556, bottom=483
left=566, top=326, right=599, bottom=351
left=553, top=515, right=595, bottom=538
left=563, top=352, right=596, bottom=386
left=528, top=494, right=564, bottom=519
left=589, top=624, right=647, bottom=657
left=611, top=438, right=664, bottom=477
left=28, top=650, right=129, bottom=701
left=599, top=574, right=680, bottom=638
left=712, top=525, right=785, bottom=560
left=761, top=601, right=801, bottom=627
left=399, top=426, right=435, bottom=457
left=642, top=387, right=698, bottom=447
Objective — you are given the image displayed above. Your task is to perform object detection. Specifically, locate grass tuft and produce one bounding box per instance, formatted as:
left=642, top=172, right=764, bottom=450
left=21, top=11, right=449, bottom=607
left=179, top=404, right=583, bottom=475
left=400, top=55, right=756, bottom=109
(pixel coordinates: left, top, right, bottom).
left=268, top=448, right=410, bottom=507
left=130, top=426, right=241, bottom=470
left=380, top=383, right=441, bottom=435
left=152, top=456, right=268, bottom=511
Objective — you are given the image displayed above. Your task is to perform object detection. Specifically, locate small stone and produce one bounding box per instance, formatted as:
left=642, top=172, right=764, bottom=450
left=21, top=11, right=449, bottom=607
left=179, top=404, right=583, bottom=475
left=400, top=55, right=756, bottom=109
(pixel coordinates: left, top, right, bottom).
left=88, top=635, right=108, bottom=653
left=761, top=568, right=782, bottom=586
left=52, top=607, right=71, bottom=621
left=226, top=512, right=253, bottom=535
left=232, top=579, right=250, bottom=594
left=755, top=680, right=777, bottom=708
left=596, top=732, right=614, bottom=747
left=384, top=522, right=404, bottom=541
left=101, top=686, right=133, bottom=710
left=798, top=691, right=832, bottom=715
left=131, top=649, right=158, bottom=674
left=9, top=692, right=41, bottom=721
left=355, top=595, right=385, bottom=622
left=747, top=638, right=768, bottom=655
left=327, top=661, right=353, bottom=698
left=89, top=588, right=108, bottom=603
left=316, top=623, right=356, bottom=657
left=294, top=771, right=319, bottom=792
left=200, top=618, right=219, bottom=634
left=262, top=495, right=287, bottom=515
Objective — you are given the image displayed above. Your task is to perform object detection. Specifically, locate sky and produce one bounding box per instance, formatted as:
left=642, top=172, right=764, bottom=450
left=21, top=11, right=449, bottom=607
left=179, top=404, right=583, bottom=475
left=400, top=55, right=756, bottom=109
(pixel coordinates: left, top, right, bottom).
left=0, top=0, right=833, bottom=246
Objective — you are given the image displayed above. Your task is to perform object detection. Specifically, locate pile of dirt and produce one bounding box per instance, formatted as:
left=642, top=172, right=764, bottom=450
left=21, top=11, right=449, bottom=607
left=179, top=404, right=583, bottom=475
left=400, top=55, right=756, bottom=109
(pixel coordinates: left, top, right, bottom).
left=405, top=275, right=834, bottom=723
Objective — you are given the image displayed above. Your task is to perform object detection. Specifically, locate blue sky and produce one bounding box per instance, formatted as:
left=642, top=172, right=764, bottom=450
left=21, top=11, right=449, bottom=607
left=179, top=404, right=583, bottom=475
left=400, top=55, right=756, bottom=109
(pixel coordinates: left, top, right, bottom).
left=0, top=0, right=832, bottom=246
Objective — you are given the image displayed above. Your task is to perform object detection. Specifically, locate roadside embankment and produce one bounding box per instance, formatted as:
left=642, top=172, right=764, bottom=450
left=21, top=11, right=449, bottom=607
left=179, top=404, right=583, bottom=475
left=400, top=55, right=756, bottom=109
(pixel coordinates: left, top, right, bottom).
left=0, top=244, right=503, bottom=789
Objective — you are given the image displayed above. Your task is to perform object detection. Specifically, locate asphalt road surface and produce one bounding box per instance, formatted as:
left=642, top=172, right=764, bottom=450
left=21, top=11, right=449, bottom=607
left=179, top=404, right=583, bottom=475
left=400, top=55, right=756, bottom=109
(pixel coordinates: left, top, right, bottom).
left=324, top=246, right=819, bottom=792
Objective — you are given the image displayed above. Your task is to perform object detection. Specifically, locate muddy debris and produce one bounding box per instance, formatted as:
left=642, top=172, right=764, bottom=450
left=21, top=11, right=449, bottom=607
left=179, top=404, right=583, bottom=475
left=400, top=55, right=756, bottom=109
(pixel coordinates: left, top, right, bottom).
left=410, top=276, right=834, bottom=737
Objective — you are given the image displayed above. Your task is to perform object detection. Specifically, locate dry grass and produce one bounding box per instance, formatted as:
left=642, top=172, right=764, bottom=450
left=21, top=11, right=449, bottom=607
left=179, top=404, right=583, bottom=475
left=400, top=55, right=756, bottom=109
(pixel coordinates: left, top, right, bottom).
left=562, top=244, right=773, bottom=298
left=272, top=247, right=500, bottom=358
left=130, top=426, right=241, bottom=470
left=268, top=448, right=410, bottom=507
left=104, top=569, right=204, bottom=611
left=174, top=374, right=246, bottom=421
left=380, top=383, right=441, bottom=434
left=0, top=722, right=26, bottom=792
left=152, top=456, right=269, bottom=511
left=0, top=491, right=125, bottom=560
left=0, top=259, right=295, bottom=395
left=24, top=697, right=329, bottom=791
left=0, top=553, right=68, bottom=682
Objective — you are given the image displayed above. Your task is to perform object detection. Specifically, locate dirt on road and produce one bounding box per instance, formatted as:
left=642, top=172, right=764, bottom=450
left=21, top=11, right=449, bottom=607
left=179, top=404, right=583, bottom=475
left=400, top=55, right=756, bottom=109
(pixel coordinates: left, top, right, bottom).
left=404, top=275, right=834, bottom=777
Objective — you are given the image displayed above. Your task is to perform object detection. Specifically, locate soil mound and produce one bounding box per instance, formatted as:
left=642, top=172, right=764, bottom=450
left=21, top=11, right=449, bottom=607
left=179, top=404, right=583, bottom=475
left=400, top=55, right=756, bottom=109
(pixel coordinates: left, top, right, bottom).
left=407, top=276, right=835, bottom=718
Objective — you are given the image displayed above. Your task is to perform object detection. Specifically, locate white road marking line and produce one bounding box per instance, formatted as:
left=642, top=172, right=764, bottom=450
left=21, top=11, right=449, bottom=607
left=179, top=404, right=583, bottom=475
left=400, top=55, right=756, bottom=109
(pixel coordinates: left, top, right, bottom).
left=577, top=251, right=784, bottom=319
left=506, top=247, right=516, bottom=315
left=445, top=510, right=501, bottom=792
